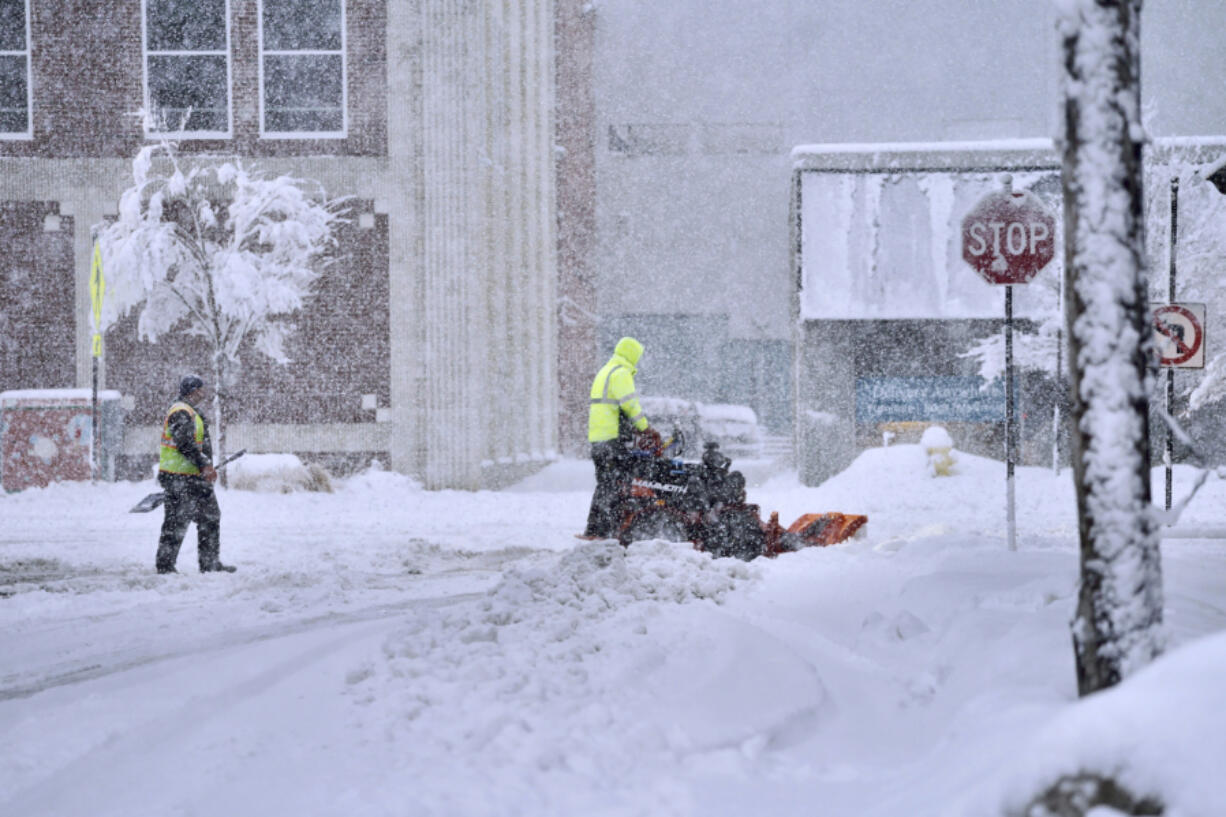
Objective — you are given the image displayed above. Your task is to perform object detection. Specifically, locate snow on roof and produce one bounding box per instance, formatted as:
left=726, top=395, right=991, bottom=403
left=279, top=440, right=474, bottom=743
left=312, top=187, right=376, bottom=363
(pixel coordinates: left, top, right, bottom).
left=791, top=138, right=1059, bottom=173
left=791, top=135, right=1226, bottom=172
left=792, top=137, right=1056, bottom=159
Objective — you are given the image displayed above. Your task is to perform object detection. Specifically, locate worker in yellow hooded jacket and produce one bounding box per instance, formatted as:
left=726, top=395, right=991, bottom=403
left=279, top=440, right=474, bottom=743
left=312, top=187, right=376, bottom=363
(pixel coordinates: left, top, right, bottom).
left=580, top=337, right=663, bottom=539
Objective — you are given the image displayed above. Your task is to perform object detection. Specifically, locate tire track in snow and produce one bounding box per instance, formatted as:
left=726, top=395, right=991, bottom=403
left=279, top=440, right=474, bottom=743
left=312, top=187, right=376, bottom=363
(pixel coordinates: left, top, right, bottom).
left=0, top=616, right=397, bottom=817
left=0, top=591, right=483, bottom=701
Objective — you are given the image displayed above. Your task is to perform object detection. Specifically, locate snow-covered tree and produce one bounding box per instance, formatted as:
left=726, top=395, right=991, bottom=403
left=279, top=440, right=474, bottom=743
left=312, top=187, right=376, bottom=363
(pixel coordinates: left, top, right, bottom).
left=1162, top=170, right=1226, bottom=412
left=97, top=140, right=347, bottom=470
left=1058, top=0, right=1164, bottom=696
left=961, top=312, right=1065, bottom=383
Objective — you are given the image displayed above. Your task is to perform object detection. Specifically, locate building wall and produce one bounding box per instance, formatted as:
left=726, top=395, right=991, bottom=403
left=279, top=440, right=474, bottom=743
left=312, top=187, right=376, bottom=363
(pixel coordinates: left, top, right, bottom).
left=0, top=0, right=559, bottom=489
left=0, top=202, right=75, bottom=392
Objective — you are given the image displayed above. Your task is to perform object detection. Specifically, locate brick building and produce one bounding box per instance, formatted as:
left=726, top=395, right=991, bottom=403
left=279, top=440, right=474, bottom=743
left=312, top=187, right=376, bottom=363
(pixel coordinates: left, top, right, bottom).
left=0, top=0, right=562, bottom=489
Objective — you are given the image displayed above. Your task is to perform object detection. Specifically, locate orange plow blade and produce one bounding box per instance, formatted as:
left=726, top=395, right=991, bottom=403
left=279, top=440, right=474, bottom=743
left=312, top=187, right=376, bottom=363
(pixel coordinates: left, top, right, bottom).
left=788, top=512, right=868, bottom=546
left=760, top=510, right=867, bottom=557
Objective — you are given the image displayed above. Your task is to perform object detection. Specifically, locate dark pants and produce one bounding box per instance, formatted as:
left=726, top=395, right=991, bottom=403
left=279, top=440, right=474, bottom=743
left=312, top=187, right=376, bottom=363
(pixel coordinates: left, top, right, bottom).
left=156, top=473, right=222, bottom=572
left=584, top=441, right=633, bottom=538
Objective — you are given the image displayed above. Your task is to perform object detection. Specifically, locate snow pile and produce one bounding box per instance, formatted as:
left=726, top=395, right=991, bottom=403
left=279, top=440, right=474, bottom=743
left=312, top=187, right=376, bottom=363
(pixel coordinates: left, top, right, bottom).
left=347, top=540, right=763, bottom=814
left=228, top=453, right=333, bottom=493
left=964, top=630, right=1226, bottom=817
left=337, top=458, right=422, bottom=493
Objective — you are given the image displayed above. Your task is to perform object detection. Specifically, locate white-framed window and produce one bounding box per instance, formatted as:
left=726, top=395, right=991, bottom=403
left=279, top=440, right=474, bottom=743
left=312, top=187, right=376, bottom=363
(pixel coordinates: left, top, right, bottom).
left=259, top=0, right=346, bottom=138
left=142, top=0, right=232, bottom=137
left=0, top=0, right=31, bottom=139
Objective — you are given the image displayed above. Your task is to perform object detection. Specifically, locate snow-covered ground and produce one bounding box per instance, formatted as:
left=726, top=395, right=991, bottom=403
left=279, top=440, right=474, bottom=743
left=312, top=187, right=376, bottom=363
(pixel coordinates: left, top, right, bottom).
left=1, top=446, right=1224, bottom=817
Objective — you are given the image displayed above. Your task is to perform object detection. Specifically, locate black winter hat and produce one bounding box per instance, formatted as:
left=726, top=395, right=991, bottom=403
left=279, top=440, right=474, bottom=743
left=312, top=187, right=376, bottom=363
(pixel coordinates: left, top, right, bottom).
left=179, top=374, right=205, bottom=398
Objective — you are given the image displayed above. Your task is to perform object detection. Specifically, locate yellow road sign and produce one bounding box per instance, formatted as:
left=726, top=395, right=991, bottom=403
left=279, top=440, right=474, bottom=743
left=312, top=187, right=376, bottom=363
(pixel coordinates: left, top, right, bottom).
left=90, top=241, right=105, bottom=357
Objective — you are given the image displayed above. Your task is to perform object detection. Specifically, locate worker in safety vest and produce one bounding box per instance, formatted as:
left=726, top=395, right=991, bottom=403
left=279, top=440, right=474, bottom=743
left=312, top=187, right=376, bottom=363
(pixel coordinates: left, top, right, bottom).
left=155, top=375, right=236, bottom=574
left=579, top=337, right=663, bottom=539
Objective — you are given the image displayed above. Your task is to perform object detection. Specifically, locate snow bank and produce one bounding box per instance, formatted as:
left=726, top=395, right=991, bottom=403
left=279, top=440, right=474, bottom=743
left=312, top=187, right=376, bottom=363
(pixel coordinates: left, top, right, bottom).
left=5, top=444, right=1226, bottom=817
left=336, top=458, right=422, bottom=494
left=346, top=541, right=794, bottom=815
left=966, top=630, right=1226, bottom=817
left=228, top=453, right=333, bottom=493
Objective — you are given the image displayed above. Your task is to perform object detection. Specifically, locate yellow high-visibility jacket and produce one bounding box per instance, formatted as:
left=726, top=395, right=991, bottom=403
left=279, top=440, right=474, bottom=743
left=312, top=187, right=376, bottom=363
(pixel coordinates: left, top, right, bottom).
left=158, top=401, right=206, bottom=475
left=589, top=337, right=649, bottom=443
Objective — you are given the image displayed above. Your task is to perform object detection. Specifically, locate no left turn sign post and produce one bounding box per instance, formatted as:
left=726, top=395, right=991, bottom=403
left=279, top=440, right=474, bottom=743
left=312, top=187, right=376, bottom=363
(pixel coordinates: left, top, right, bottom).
left=1152, top=302, right=1206, bottom=368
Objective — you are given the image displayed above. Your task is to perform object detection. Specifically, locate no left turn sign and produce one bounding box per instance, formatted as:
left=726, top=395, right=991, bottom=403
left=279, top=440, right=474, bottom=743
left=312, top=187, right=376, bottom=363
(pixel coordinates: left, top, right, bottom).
left=1152, top=302, right=1206, bottom=368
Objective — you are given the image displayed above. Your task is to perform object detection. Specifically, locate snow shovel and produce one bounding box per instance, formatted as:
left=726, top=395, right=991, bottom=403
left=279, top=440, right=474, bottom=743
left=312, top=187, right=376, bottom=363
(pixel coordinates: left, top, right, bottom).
left=129, top=450, right=247, bottom=513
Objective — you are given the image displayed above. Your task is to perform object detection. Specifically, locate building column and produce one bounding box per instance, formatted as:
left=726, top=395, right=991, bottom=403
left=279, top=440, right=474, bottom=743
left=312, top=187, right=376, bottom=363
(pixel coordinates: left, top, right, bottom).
left=554, top=0, right=597, bottom=456
left=420, top=0, right=489, bottom=488
left=387, top=1, right=425, bottom=478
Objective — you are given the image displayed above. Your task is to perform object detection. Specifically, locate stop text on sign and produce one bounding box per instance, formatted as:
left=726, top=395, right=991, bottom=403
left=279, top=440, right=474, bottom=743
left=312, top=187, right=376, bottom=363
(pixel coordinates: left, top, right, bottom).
left=961, top=189, right=1058, bottom=285
left=964, top=220, right=1051, bottom=258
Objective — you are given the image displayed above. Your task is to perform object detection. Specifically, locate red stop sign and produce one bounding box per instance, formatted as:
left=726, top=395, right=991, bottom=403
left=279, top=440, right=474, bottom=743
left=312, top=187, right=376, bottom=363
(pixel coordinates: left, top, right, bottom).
left=961, top=190, right=1057, bottom=285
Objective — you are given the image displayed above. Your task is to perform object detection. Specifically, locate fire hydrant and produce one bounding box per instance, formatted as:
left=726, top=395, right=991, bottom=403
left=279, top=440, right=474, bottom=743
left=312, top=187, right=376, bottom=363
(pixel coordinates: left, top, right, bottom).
left=921, top=425, right=956, bottom=477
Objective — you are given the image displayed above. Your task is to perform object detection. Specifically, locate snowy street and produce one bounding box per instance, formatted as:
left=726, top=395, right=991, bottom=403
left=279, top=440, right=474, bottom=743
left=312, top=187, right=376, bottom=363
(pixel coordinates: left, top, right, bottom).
left=2, top=448, right=1225, bottom=816
left=3, top=0, right=1226, bottom=815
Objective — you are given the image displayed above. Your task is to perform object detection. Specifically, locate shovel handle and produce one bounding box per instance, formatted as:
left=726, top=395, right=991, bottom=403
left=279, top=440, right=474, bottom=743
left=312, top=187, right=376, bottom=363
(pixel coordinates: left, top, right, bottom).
left=129, top=450, right=248, bottom=513
left=216, top=449, right=246, bottom=470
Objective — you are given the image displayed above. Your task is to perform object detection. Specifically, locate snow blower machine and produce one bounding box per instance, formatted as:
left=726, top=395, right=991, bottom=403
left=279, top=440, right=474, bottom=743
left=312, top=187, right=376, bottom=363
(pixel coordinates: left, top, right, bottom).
left=613, top=433, right=867, bottom=560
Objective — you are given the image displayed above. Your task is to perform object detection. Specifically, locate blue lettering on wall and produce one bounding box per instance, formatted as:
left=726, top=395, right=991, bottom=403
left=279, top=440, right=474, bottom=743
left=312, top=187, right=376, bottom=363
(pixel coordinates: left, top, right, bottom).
left=855, top=376, right=1014, bottom=423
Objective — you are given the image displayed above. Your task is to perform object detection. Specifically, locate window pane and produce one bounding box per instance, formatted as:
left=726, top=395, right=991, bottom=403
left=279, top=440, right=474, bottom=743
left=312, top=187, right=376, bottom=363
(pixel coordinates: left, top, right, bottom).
left=147, top=0, right=226, bottom=51
left=0, top=54, right=26, bottom=132
left=264, top=54, right=342, bottom=133
left=148, top=54, right=228, bottom=132
left=0, top=0, right=24, bottom=51
left=263, top=0, right=341, bottom=51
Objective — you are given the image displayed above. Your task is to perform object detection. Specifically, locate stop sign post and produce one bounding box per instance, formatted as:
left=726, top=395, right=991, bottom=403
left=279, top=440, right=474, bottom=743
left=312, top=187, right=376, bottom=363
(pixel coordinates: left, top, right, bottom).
left=961, top=176, right=1058, bottom=551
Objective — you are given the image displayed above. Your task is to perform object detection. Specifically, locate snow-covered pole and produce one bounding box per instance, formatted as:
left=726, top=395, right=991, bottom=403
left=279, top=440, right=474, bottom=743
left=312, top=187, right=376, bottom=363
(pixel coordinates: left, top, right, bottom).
left=212, top=350, right=226, bottom=490
left=1059, top=0, right=1164, bottom=696
left=991, top=173, right=1020, bottom=552
left=1053, top=249, right=1065, bottom=476
left=1164, top=177, right=1178, bottom=511
left=1005, top=281, right=1017, bottom=551
left=89, top=238, right=105, bottom=484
